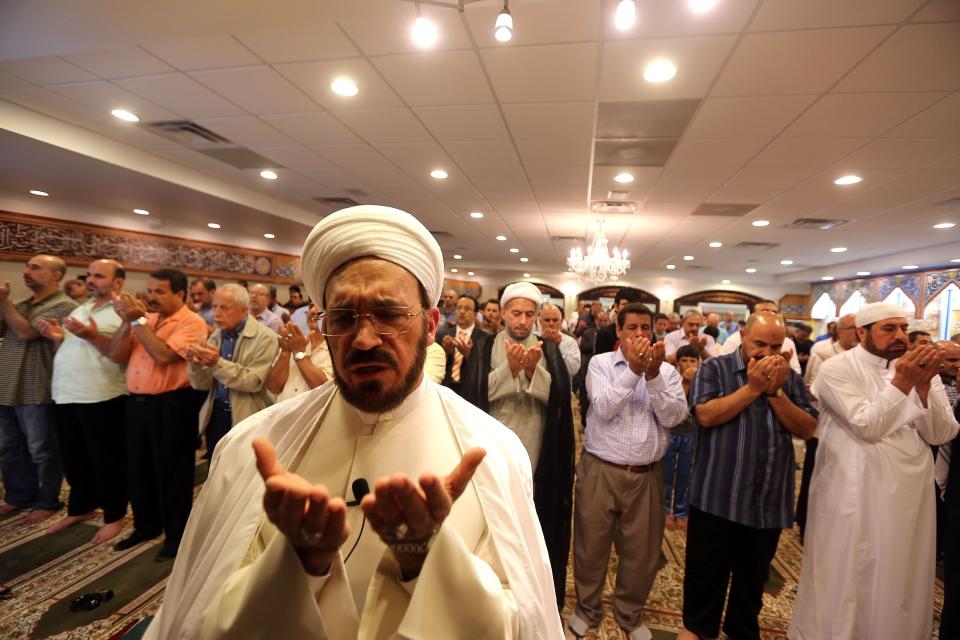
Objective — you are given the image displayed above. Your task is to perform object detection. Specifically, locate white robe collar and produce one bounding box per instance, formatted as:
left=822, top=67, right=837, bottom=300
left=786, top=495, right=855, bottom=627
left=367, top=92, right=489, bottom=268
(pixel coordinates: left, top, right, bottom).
left=354, top=375, right=427, bottom=425
left=853, top=343, right=895, bottom=370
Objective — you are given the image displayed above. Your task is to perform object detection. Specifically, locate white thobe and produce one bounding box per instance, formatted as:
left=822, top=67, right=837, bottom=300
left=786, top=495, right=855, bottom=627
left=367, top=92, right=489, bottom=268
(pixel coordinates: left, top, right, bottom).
left=803, top=339, right=844, bottom=388
left=789, top=345, right=959, bottom=640
left=556, top=333, right=580, bottom=378
left=144, top=379, right=562, bottom=640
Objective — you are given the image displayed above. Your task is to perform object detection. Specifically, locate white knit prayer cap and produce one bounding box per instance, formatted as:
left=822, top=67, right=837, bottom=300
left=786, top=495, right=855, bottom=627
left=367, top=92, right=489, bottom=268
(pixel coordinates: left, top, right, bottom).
left=500, top=282, right=544, bottom=310
left=855, top=302, right=907, bottom=328
left=301, top=205, right=444, bottom=308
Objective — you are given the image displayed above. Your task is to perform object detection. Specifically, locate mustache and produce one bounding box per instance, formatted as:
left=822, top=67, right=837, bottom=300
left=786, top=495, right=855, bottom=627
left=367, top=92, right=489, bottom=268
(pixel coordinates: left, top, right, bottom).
left=344, top=348, right=397, bottom=368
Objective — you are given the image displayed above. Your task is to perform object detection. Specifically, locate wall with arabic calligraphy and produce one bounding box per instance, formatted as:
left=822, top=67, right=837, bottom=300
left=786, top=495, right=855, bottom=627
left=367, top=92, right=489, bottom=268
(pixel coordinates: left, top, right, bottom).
left=810, top=268, right=960, bottom=318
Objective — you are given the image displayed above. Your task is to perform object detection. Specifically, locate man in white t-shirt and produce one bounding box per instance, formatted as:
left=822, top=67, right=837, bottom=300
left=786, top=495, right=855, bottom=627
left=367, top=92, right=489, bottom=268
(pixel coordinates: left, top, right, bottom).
left=720, top=300, right=801, bottom=375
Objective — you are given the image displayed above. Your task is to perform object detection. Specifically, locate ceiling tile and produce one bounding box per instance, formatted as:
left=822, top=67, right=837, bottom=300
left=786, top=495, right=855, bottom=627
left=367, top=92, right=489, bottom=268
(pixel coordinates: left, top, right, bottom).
left=372, top=50, right=493, bottom=106
left=309, top=144, right=392, bottom=168
left=0, top=56, right=98, bottom=84
left=592, top=166, right=663, bottom=189
left=464, top=0, right=601, bottom=47
left=686, top=95, right=817, bottom=138
left=234, top=23, right=358, bottom=63
left=912, top=0, right=960, bottom=21
left=348, top=166, right=419, bottom=188
left=782, top=92, right=947, bottom=138
left=47, top=80, right=179, bottom=121
left=661, top=138, right=770, bottom=184
left=885, top=93, right=960, bottom=138
left=194, top=115, right=296, bottom=148
left=502, top=102, right=595, bottom=140
left=375, top=142, right=453, bottom=167
left=142, top=35, right=261, bottom=71
left=517, top=140, right=592, bottom=166
left=600, top=35, right=737, bottom=101
left=62, top=47, right=174, bottom=79
left=713, top=27, right=893, bottom=96
left=275, top=58, right=402, bottom=111
left=749, top=138, right=870, bottom=168
left=114, top=73, right=246, bottom=118
left=337, top=0, right=473, bottom=56
left=0, top=70, right=32, bottom=90
left=189, top=65, right=319, bottom=114
left=835, top=23, right=960, bottom=92
left=750, top=0, right=925, bottom=31
left=260, top=112, right=361, bottom=146
left=465, top=168, right=536, bottom=199
left=442, top=141, right=521, bottom=168
left=481, top=43, right=598, bottom=103
left=414, top=105, right=510, bottom=142
left=836, top=138, right=960, bottom=169
left=607, top=0, right=759, bottom=39
left=254, top=146, right=336, bottom=170
left=334, top=108, right=431, bottom=144
left=647, top=179, right=723, bottom=203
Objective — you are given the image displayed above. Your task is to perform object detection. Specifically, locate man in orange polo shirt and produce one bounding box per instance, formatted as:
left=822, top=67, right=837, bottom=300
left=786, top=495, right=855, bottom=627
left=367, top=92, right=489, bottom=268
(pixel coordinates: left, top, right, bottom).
left=108, top=268, right=207, bottom=560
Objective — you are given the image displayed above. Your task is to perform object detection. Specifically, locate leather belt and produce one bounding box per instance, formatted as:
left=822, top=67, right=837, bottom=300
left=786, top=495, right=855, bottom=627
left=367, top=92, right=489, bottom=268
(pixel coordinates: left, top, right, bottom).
left=589, top=452, right=656, bottom=474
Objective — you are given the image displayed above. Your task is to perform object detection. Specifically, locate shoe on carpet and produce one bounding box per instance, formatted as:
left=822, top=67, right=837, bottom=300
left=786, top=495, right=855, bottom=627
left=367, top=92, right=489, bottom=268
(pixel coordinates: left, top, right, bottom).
left=625, top=623, right=653, bottom=640
left=154, top=543, right=178, bottom=561
left=113, top=531, right=160, bottom=551
left=566, top=612, right=593, bottom=638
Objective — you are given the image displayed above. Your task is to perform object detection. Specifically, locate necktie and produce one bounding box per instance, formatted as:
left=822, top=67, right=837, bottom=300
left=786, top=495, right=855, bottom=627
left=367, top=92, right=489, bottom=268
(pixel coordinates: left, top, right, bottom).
left=452, top=329, right=467, bottom=382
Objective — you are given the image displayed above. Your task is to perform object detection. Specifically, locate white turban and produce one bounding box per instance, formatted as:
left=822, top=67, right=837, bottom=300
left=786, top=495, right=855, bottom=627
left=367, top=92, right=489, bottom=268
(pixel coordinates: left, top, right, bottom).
left=300, top=205, right=444, bottom=308
left=855, top=302, right=907, bottom=328
left=500, top=282, right=544, bottom=310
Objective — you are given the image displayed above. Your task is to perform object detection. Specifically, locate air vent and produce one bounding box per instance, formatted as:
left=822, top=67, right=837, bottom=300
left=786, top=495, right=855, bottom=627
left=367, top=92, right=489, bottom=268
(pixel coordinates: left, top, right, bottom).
left=934, top=197, right=960, bottom=208
left=314, top=197, right=360, bottom=207
left=428, top=230, right=453, bottom=238
left=591, top=201, right=637, bottom=214
left=552, top=235, right=586, bottom=243
left=692, top=203, right=760, bottom=217
left=784, top=217, right=848, bottom=230
left=607, top=190, right=631, bottom=201
left=683, top=265, right=710, bottom=270
left=735, top=241, right=780, bottom=250
left=143, top=120, right=283, bottom=170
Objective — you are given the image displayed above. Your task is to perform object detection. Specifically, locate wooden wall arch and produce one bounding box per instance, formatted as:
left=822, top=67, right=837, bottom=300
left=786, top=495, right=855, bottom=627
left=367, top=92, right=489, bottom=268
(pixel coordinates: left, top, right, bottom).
left=674, top=289, right=764, bottom=312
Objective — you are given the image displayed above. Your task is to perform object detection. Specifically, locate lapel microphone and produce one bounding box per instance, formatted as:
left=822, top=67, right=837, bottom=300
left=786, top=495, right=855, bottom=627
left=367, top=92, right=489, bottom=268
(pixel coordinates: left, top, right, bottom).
left=346, top=478, right=370, bottom=507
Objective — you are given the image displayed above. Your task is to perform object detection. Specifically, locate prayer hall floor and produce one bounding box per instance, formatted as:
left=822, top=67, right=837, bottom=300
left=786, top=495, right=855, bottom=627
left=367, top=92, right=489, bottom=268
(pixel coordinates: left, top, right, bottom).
left=0, top=428, right=946, bottom=639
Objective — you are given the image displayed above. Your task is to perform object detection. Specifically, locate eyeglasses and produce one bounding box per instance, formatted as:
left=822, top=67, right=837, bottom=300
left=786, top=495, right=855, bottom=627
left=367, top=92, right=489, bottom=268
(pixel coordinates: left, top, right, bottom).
left=319, top=307, right=423, bottom=336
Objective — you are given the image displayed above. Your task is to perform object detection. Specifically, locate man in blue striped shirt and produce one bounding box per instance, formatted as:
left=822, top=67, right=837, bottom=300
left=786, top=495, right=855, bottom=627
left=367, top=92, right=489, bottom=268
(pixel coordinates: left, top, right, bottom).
left=678, top=311, right=817, bottom=640
left=568, top=303, right=688, bottom=640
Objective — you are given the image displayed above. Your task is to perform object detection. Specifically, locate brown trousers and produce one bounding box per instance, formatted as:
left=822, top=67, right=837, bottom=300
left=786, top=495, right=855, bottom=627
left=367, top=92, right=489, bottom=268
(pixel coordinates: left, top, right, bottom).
left=573, top=451, right=665, bottom=632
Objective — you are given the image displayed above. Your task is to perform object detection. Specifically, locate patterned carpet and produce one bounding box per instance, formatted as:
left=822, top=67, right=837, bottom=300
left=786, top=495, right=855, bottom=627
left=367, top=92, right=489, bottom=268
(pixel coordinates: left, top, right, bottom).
left=0, top=429, right=946, bottom=639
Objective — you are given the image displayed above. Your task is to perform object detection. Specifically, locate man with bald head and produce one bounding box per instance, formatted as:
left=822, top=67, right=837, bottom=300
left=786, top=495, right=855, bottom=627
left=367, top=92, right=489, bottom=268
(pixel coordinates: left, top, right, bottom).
left=0, top=254, right=77, bottom=522
left=679, top=312, right=817, bottom=640
left=790, top=304, right=959, bottom=640
left=702, top=312, right=729, bottom=345
left=248, top=283, right=282, bottom=333
left=36, top=259, right=129, bottom=542
left=440, top=287, right=458, bottom=327
left=540, top=303, right=580, bottom=377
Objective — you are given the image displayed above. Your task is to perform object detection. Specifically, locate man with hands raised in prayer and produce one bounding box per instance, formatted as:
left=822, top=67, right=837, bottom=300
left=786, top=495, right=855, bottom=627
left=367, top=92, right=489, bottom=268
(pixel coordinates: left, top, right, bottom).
left=144, top=206, right=562, bottom=640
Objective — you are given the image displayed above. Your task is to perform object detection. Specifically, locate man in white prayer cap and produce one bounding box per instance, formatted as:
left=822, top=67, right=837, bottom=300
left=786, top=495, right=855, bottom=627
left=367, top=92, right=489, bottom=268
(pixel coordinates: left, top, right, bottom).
left=145, top=206, right=563, bottom=640
left=789, top=302, right=959, bottom=640
left=454, top=281, right=575, bottom=609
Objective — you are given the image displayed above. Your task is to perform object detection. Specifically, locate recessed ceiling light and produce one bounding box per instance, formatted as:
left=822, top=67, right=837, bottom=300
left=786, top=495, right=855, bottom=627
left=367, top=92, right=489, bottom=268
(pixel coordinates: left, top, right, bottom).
left=856, top=271, right=871, bottom=276
left=934, top=222, right=955, bottom=229
left=495, top=235, right=507, bottom=241
left=133, top=208, right=149, bottom=215
left=453, top=254, right=462, bottom=260
left=450, top=268, right=458, bottom=273
left=509, top=248, right=520, bottom=253
left=821, top=276, right=834, bottom=281
left=520, top=257, right=529, bottom=262
left=263, top=233, right=275, bottom=239
left=111, top=108, right=139, bottom=122
left=430, top=168, right=448, bottom=179
left=467, top=271, right=475, bottom=276
left=614, top=172, right=635, bottom=184
left=831, top=247, right=847, bottom=253
left=469, top=211, right=484, bottom=219
left=901, top=265, right=919, bottom=270
left=688, top=0, right=718, bottom=13
left=523, top=273, right=531, bottom=278
left=330, top=77, right=359, bottom=97
left=411, top=16, right=438, bottom=48
left=29, top=190, right=49, bottom=197
left=259, top=169, right=278, bottom=180
left=708, top=242, right=722, bottom=248
left=780, top=259, right=794, bottom=265
left=614, top=0, right=637, bottom=31
left=834, top=175, right=862, bottom=186
left=666, top=264, right=676, bottom=270
left=722, top=279, right=731, bottom=284
left=207, top=223, right=221, bottom=229
left=752, top=220, right=770, bottom=227
left=683, top=255, right=695, bottom=261
left=745, top=268, right=757, bottom=273
left=644, top=59, right=677, bottom=83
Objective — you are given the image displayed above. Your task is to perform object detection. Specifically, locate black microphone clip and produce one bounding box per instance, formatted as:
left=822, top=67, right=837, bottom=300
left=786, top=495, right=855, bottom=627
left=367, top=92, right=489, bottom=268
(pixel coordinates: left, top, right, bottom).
left=346, top=478, right=370, bottom=507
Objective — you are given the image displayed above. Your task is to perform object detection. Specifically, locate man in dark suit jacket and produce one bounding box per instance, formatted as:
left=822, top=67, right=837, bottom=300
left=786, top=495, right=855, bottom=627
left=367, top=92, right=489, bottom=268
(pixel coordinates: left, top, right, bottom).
left=438, top=294, right=489, bottom=396
left=594, top=287, right=647, bottom=355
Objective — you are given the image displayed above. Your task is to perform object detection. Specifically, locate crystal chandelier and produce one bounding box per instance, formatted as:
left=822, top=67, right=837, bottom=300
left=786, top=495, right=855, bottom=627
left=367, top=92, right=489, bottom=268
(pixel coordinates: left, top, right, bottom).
left=567, top=220, right=630, bottom=284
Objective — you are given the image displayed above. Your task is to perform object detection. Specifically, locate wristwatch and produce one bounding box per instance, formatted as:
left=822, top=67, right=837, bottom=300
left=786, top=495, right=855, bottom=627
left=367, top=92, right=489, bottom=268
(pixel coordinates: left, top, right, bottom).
left=130, top=316, right=147, bottom=328
left=293, top=351, right=308, bottom=361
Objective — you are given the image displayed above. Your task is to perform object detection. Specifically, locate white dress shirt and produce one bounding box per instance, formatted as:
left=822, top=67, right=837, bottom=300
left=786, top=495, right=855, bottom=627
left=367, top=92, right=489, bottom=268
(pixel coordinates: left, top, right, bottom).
left=663, top=328, right=718, bottom=359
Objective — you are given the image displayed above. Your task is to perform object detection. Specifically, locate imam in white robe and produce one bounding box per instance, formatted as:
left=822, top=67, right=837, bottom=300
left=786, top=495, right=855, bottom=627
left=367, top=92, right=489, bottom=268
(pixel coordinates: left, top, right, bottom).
left=789, top=345, right=959, bottom=640
left=144, top=379, right=563, bottom=640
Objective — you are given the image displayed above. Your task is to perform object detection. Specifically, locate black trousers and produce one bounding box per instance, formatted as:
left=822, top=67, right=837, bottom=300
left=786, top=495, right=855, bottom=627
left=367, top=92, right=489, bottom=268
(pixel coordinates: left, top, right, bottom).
left=941, top=497, right=960, bottom=639
left=795, top=437, right=817, bottom=540
left=205, top=402, right=232, bottom=460
left=682, top=506, right=781, bottom=640
left=54, top=397, right=128, bottom=523
left=125, top=388, right=196, bottom=546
